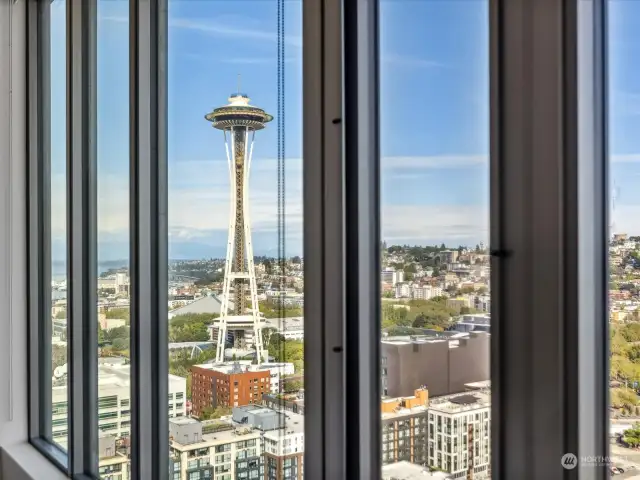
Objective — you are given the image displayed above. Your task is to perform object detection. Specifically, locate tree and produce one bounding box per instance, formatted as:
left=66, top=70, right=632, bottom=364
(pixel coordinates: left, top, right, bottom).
left=291, top=256, right=302, bottom=264
left=621, top=323, right=640, bottom=342
left=381, top=305, right=411, bottom=329
left=169, top=313, right=218, bottom=343
left=628, top=345, right=640, bottom=363
left=404, top=264, right=417, bottom=274
left=283, top=379, right=303, bottom=393
left=623, top=423, right=640, bottom=447
left=52, top=344, right=67, bottom=372
left=267, top=335, right=304, bottom=372
left=263, top=259, right=273, bottom=275
left=259, top=300, right=303, bottom=319
left=105, top=307, right=130, bottom=323
left=55, top=310, right=67, bottom=319
left=611, top=328, right=628, bottom=357
left=103, top=325, right=130, bottom=343
left=431, top=267, right=440, bottom=277
left=98, top=322, right=105, bottom=344
left=112, top=337, right=129, bottom=351
left=412, top=314, right=428, bottom=328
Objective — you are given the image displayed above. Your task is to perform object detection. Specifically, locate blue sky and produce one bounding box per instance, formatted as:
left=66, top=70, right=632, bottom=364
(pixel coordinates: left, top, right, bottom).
left=49, top=0, right=640, bottom=261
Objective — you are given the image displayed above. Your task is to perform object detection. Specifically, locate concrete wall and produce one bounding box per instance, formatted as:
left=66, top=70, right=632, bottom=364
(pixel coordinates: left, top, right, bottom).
left=448, top=333, right=490, bottom=393
left=169, top=420, right=202, bottom=445
left=382, top=333, right=489, bottom=398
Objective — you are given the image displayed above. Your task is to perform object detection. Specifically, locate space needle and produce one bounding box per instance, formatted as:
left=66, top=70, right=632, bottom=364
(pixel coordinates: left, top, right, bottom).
left=205, top=91, right=273, bottom=364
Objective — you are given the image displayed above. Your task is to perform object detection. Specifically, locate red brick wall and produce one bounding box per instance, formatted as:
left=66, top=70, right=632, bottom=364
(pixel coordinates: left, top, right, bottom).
left=190, top=366, right=271, bottom=416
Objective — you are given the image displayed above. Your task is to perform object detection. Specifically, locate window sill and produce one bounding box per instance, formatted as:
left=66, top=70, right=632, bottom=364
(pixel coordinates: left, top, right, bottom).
left=1, top=442, right=67, bottom=480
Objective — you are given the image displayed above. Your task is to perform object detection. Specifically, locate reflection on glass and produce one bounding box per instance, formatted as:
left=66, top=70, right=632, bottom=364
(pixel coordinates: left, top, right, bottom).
left=49, top=0, right=68, bottom=452
left=379, top=2, right=490, bottom=478
left=167, top=1, right=303, bottom=478
left=608, top=0, right=640, bottom=462
left=96, top=1, right=131, bottom=478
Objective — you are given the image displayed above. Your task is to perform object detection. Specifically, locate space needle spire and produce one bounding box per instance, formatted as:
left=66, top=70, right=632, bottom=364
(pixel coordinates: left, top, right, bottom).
left=205, top=92, right=273, bottom=364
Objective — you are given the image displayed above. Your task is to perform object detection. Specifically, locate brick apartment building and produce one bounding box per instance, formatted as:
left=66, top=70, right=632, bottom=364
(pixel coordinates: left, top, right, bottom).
left=191, top=362, right=270, bottom=417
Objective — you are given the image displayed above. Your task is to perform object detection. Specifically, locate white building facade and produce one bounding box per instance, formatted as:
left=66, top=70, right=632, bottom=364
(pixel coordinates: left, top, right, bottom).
left=427, top=391, right=491, bottom=479
left=52, top=361, right=187, bottom=448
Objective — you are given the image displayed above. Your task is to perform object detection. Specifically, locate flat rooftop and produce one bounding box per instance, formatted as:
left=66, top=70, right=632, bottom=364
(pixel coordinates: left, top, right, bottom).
left=170, top=417, right=199, bottom=426
left=381, top=404, right=428, bottom=421
left=194, top=361, right=293, bottom=375
left=457, top=314, right=491, bottom=326
left=382, top=461, right=452, bottom=479
left=428, top=390, right=490, bottom=414
left=262, top=411, right=305, bottom=439
left=171, top=425, right=261, bottom=450
left=52, top=362, right=185, bottom=396
left=464, top=380, right=491, bottom=390
left=263, top=317, right=304, bottom=332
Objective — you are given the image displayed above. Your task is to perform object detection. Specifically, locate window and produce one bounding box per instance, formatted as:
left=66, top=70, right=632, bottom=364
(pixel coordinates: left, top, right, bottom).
left=377, top=0, right=489, bottom=471
left=12, top=0, right=609, bottom=478
left=47, top=0, right=68, bottom=454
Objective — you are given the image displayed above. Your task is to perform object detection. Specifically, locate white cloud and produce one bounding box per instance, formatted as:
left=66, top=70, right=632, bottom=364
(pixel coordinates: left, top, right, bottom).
left=382, top=155, right=487, bottom=170
left=102, top=15, right=302, bottom=48
left=382, top=53, right=446, bottom=69
left=48, top=153, right=640, bottom=255
left=382, top=205, right=489, bottom=244
left=612, top=154, right=640, bottom=163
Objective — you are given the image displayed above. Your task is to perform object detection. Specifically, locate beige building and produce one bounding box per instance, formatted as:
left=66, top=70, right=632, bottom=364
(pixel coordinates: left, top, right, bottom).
left=98, top=435, right=129, bottom=480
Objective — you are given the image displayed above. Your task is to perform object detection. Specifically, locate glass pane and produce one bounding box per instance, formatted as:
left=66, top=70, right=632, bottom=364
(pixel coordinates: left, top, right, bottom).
left=608, top=0, right=640, bottom=469
left=97, top=1, right=131, bottom=478
left=49, top=0, right=68, bottom=453
left=167, top=1, right=303, bottom=478
left=379, top=2, right=490, bottom=477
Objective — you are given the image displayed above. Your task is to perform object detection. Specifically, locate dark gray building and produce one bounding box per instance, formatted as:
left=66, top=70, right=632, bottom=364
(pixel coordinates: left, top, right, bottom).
left=381, top=332, right=489, bottom=397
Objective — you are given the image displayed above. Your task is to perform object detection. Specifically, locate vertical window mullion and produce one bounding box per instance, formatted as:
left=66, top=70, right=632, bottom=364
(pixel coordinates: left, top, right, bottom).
left=343, top=0, right=381, bottom=479
left=28, top=0, right=53, bottom=446
left=129, top=0, right=168, bottom=478
left=490, top=0, right=608, bottom=478
left=66, top=0, right=98, bottom=476
left=303, top=0, right=344, bottom=477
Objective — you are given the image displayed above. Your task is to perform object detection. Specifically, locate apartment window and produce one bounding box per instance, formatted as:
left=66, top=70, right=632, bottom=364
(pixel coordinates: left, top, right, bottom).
left=98, top=411, right=119, bottom=420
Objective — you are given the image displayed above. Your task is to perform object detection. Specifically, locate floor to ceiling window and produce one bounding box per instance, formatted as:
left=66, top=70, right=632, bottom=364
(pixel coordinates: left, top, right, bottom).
left=607, top=0, right=640, bottom=473
left=166, top=1, right=304, bottom=479
left=378, top=2, right=490, bottom=478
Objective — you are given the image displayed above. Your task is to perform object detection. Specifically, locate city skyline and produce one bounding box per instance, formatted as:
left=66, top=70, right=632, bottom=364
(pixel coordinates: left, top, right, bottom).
left=47, top=0, right=640, bottom=263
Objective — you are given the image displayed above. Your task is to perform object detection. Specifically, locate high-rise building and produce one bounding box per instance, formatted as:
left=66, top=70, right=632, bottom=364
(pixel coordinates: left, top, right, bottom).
left=233, top=406, right=305, bottom=480
left=426, top=390, right=491, bottom=479
left=168, top=406, right=305, bottom=480
left=381, top=388, right=430, bottom=465
left=52, top=360, right=186, bottom=447
left=205, top=93, right=273, bottom=364
left=169, top=417, right=262, bottom=480
left=190, top=360, right=296, bottom=417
